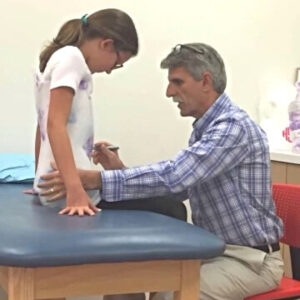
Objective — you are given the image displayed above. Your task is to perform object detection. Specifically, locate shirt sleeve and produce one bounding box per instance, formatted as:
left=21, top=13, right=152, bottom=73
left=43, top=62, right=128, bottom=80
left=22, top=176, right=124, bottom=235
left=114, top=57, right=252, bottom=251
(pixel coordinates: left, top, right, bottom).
left=100, top=118, right=249, bottom=201
left=49, top=47, right=87, bottom=93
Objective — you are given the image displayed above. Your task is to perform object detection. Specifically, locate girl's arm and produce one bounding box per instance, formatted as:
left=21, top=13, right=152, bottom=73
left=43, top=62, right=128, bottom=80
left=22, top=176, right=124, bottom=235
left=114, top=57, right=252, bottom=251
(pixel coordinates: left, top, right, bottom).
left=35, top=124, right=41, bottom=172
left=48, top=87, right=99, bottom=216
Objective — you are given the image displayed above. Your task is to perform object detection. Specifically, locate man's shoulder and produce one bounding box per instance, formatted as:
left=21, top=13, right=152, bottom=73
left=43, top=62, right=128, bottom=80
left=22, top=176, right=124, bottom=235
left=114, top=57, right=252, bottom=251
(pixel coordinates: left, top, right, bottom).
left=211, top=105, right=266, bottom=138
left=211, top=94, right=250, bottom=124
left=213, top=105, right=247, bottom=125
left=216, top=103, right=258, bottom=126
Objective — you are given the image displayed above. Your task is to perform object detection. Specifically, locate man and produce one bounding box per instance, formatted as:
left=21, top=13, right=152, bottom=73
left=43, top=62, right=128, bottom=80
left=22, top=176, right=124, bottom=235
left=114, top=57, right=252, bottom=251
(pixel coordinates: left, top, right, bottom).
left=39, top=43, right=283, bottom=299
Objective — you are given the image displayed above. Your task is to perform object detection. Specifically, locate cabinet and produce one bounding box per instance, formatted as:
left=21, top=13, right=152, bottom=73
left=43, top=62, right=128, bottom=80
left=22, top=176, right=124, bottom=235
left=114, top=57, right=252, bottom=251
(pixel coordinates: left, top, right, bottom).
left=271, top=161, right=300, bottom=184
left=271, top=159, right=300, bottom=278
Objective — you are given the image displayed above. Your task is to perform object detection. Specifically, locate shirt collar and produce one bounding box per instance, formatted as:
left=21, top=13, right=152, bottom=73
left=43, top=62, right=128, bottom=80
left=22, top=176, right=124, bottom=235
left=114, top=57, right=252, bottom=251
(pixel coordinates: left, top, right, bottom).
left=192, top=93, right=232, bottom=136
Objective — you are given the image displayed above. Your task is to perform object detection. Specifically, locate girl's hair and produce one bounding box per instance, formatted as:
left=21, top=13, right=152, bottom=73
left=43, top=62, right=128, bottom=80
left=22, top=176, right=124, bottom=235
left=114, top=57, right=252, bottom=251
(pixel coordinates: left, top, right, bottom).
left=39, top=8, right=138, bottom=72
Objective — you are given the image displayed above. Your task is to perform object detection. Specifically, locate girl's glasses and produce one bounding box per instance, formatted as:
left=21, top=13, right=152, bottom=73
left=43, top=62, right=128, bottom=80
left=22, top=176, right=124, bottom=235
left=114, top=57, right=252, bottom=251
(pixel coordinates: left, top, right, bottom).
left=112, top=51, right=123, bottom=70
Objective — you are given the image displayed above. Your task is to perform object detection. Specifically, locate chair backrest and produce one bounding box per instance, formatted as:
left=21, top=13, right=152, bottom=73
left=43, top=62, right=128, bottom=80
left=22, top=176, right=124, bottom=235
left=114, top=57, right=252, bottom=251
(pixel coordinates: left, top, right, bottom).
left=272, top=183, right=300, bottom=247
left=273, top=183, right=300, bottom=280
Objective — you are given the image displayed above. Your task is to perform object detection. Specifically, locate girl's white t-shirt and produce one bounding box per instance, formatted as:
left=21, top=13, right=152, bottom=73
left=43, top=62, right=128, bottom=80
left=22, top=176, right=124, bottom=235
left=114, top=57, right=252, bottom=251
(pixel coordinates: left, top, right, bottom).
left=34, top=46, right=100, bottom=207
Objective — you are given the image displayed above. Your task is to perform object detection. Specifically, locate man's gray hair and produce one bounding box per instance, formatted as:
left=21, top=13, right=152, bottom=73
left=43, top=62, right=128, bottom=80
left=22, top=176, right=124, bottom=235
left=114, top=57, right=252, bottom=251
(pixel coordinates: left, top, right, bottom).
left=160, top=43, right=227, bottom=94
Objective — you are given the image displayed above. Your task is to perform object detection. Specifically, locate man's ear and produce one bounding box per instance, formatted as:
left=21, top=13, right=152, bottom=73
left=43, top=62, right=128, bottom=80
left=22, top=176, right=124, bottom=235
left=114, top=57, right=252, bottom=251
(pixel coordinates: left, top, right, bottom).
left=201, top=71, right=213, bottom=92
left=99, top=39, right=114, bottom=52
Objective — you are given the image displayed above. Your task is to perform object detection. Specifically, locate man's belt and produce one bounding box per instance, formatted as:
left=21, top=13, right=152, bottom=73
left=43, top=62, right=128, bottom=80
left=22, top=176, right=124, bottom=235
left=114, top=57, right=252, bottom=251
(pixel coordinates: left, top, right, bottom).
left=252, top=242, right=280, bottom=254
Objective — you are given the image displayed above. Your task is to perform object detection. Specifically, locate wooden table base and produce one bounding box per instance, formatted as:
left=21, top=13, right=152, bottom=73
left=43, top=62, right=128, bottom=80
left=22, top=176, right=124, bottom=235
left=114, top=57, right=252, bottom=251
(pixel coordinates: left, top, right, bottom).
left=0, top=260, right=200, bottom=300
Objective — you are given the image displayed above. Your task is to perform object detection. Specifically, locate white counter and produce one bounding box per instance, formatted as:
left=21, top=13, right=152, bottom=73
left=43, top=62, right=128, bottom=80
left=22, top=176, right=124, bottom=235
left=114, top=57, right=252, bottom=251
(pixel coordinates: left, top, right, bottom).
left=270, top=149, right=300, bottom=164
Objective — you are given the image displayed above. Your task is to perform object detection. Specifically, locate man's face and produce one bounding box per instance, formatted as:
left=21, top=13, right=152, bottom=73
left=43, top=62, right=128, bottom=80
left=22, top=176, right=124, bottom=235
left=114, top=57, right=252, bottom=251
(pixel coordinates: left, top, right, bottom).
left=166, top=67, right=208, bottom=119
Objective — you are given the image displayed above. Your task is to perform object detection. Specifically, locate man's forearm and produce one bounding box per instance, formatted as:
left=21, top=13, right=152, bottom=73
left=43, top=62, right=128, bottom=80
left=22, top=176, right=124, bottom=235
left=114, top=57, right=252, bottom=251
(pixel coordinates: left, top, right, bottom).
left=80, top=169, right=102, bottom=190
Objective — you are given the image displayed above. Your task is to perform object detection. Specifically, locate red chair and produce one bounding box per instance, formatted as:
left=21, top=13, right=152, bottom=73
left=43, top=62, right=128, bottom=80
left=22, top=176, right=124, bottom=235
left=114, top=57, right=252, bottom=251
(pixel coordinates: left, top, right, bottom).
left=245, top=183, right=300, bottom=300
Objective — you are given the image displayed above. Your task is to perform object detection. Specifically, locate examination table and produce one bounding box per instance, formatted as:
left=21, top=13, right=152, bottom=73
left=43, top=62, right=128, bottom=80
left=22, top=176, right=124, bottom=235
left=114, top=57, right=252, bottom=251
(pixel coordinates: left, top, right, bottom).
left=0, top=183, right=225, bottom=300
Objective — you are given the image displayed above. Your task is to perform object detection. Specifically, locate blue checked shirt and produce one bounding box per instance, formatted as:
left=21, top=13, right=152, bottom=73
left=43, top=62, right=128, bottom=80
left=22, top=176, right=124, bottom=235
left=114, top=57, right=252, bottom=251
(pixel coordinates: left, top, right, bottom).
left=100, top=93, right=283, bottom=246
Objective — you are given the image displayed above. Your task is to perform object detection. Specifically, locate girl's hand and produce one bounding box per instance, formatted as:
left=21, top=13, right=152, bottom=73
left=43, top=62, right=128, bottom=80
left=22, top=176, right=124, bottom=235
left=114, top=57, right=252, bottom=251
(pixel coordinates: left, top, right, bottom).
left=59, top=188, right=100, bottom=216
left=92, top=141, right=126, bottom=170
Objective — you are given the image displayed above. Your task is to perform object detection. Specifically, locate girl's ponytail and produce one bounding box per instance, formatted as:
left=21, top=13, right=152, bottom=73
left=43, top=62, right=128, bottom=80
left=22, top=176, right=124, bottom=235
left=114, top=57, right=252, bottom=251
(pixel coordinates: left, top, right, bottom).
left=39, top=19, right=84, bottom=72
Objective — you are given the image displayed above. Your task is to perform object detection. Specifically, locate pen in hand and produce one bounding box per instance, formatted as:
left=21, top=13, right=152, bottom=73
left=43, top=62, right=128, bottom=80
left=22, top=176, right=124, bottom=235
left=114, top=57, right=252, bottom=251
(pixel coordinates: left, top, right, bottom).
left=93, top=145, right=119, bottom=151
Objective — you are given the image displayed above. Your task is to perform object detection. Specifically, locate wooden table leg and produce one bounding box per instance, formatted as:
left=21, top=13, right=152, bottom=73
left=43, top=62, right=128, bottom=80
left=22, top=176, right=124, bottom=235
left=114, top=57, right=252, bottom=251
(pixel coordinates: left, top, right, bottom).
left=8, top=267, right=34, bottom=300
left=174, top=260, right=200, bottom=300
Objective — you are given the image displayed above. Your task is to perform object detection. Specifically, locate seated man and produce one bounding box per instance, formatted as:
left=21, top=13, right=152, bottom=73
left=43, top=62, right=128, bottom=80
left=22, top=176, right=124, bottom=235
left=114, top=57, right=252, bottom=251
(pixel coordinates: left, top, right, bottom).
left=40, top=42, right=283, bottom=300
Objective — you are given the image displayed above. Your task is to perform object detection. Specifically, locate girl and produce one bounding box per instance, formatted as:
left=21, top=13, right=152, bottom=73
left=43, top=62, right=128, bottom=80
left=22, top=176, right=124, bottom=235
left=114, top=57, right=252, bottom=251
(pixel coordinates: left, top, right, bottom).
left=33, top=8, right=138, bottom=216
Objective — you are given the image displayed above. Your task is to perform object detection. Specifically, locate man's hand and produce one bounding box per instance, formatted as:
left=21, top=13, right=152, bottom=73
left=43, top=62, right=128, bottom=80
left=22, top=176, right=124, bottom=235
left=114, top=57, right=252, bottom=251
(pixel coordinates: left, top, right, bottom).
left=38, top=162, right=66, bottom=201
left=92, top=141, right=126, bottom=170
left=38, top=162, right=102, bottom=201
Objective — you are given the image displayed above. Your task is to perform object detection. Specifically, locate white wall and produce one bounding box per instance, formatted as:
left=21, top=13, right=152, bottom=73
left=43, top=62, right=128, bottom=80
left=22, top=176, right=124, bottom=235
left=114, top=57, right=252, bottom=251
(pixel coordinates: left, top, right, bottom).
left=1, top=0, right=300, bottom=166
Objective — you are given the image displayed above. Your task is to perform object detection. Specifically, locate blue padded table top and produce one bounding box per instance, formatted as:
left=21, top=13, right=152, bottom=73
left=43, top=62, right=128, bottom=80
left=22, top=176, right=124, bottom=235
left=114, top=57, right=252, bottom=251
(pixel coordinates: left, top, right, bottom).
left=0, top=183, right=225, bottom=267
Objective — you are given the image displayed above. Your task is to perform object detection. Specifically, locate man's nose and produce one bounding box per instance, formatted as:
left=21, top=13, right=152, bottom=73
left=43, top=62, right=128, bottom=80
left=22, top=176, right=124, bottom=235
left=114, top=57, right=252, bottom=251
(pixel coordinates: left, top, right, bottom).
left=166, top=84, right=175, bottom=98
